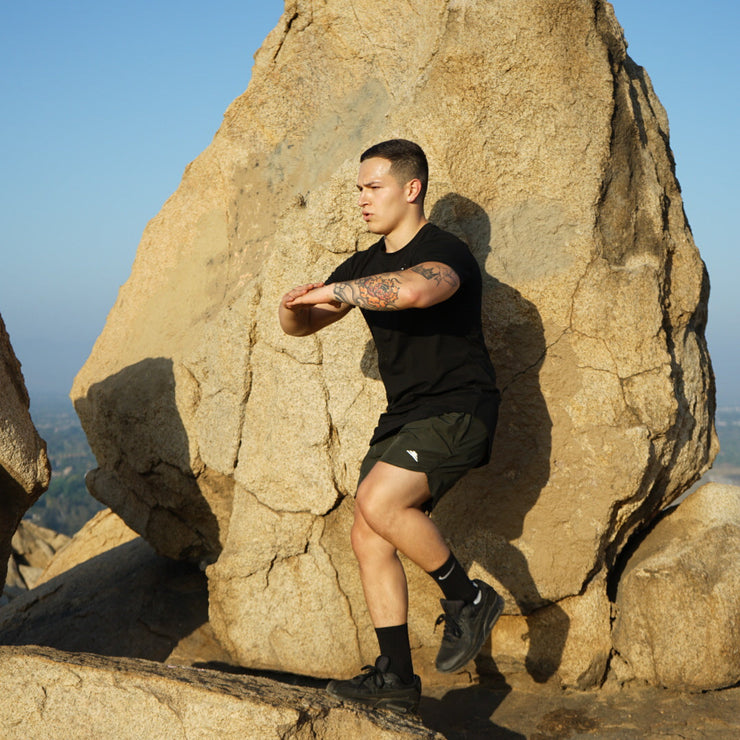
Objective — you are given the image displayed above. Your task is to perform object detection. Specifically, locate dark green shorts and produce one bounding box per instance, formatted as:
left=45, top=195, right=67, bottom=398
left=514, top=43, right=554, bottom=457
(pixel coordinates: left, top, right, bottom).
left=357, top=412, right=489, bottom=512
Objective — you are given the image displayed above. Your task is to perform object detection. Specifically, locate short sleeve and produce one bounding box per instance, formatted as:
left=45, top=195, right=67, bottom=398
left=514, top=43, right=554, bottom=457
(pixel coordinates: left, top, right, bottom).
left=412, top=238, right=478, bottom=285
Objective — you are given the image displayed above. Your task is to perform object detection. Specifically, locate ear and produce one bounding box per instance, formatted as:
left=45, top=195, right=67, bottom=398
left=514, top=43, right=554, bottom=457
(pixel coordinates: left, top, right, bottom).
left=406, top=178, right=423, bottom=204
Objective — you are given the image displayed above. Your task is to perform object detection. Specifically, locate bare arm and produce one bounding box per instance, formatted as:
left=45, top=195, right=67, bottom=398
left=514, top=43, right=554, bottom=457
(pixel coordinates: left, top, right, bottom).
left=288, top=262, right=460, bottom=313
left=279, top=282, right=353, bottom=336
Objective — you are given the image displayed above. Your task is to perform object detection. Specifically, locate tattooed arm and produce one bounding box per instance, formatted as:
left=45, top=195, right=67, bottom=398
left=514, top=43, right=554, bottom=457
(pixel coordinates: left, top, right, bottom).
left=285, top=261, right=460, bottom=315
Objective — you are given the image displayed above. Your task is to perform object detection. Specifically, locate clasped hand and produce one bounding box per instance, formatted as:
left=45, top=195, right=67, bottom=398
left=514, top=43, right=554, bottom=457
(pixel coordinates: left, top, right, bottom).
left=282, top=282, right=342, bottom=309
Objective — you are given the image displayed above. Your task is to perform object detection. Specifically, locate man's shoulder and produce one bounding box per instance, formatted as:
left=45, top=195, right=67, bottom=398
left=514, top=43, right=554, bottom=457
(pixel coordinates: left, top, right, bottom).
left=418, top=223, right=469, bottom=251
left=414, top=223, right=475, bottom=263
left=412, top=223, right=482, bottom=285
left=327, top=237, right=384, bottom=280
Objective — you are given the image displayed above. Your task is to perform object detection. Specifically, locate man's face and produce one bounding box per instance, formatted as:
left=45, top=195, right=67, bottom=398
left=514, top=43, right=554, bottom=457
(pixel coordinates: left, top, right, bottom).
left=356, top=157, right=411, bottom=236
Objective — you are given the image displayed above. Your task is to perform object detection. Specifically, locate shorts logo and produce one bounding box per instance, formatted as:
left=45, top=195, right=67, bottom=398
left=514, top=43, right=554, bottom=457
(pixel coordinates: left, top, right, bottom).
left=406, top=449, right=419, bottom=462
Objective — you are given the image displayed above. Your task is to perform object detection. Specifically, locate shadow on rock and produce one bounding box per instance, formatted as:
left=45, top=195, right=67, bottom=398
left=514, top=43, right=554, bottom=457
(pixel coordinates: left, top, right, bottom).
left=75, top=357, right=228, bottom=563
left=0, top=536, right=216, bottom=662
left=420, top=677, right=525, bottom=739
left=430, top=194, right=569, bottom=683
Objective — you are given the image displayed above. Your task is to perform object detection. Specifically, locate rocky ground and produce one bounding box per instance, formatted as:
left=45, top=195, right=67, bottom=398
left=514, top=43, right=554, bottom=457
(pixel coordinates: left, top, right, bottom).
left=3, top=512, right=737, bottom=739
left=205, top=659, right=740, bottom=739
left=420, top=678, right=740, bottom=739
left=3, top=644, right=737, bottom=739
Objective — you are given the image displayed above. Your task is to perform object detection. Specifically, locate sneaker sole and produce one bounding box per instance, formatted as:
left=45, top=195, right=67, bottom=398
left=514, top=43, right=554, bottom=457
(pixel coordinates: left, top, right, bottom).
left=326, top=682, right=420, bottom=715
left=436, top=591, right=505, bottom=673
left=377, top=698, right=420, bottom=714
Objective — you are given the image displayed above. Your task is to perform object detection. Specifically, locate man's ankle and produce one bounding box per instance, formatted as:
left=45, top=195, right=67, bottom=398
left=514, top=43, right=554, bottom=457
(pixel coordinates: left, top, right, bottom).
left=428, top=552, right=478, bottom=603
left=375, top=624, right=415, bottom=684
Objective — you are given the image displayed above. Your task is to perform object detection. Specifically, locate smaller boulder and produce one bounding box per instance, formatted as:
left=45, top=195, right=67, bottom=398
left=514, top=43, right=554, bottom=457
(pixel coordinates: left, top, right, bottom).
left=3, top=520, right=70, bottom=596
left=0, top=510, right=213, bottom=664
left=612, top=483, right=740, bottom=691
left=34, top=508, right=136, bottom=585
left=482, top=576, right=611, bottom=690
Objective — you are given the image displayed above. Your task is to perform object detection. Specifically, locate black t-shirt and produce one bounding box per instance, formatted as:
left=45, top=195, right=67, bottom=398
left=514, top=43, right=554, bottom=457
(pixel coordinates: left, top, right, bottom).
left=326, top=222, right=499, bottom=464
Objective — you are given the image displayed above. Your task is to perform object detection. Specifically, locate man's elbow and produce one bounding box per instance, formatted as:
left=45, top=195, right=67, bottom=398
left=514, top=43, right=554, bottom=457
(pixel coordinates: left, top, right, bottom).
left=281, top=322, right=315, bottom=337
left=399, top=284, right=426, bottom=308
left=278, top=310, right=314, bottom=337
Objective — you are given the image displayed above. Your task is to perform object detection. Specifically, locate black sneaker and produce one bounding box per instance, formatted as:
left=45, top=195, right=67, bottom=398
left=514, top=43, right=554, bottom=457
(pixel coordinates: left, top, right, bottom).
left=434, top=579, right=504, bottom=673
left=326, top=655, right=421, bottom=714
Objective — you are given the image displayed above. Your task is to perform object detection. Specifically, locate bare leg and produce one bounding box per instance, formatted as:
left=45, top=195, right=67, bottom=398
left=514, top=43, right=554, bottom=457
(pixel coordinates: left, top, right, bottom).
left=351, top=461, right=451, bottom=627
left=351, top=507, right=409, bottom=627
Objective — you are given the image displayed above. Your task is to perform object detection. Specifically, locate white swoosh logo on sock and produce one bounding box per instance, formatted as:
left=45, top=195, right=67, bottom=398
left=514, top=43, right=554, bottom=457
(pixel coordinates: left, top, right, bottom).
left=438, top=564, right=455, bottom=581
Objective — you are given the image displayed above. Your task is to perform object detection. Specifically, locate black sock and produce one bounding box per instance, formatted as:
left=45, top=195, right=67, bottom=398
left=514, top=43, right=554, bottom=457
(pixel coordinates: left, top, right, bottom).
left=375, top=624, right=414, bottom=684
left=428, top=552, right=478, bottom=603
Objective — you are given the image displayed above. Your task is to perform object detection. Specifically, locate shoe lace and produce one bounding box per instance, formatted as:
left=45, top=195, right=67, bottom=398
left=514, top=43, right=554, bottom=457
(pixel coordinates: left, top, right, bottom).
left=357, top=664, right=386, bottom=688
left=434, top=612, right=462, bottom=639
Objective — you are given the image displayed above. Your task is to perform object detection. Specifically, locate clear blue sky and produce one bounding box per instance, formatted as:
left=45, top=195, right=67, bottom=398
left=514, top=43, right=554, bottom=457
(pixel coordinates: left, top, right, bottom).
left=1, top=2, right=738, bottom=408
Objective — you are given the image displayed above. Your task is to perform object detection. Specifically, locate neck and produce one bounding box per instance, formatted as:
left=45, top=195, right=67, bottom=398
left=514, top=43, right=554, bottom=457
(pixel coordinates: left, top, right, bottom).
left=383, top=214, right=429, bottom=253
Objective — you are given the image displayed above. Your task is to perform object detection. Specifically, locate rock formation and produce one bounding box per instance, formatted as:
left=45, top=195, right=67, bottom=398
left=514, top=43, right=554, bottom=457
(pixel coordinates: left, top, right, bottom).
left=70, top=0, right=717, bottom=685
left=612, top=483, right=740, bottom=691
left=2, top=520, right=69, bottom=603
left=0, top=646, right=440, bottom=740
left=32, top=508, right=136, bottom=585
left=0, top=313, right=51, bottom=593
left=0, top=509, right=226, bottom=665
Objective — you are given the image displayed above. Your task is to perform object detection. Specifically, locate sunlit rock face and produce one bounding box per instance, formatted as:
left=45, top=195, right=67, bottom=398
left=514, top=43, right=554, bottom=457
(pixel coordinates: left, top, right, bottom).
left=72, top=0, right=716, bottom=684
left=613, top=484, right=740, bottom=691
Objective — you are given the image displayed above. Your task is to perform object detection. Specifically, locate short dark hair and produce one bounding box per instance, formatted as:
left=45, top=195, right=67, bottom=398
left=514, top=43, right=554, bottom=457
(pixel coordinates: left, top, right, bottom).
left=360, top=139, right=428, bottom=201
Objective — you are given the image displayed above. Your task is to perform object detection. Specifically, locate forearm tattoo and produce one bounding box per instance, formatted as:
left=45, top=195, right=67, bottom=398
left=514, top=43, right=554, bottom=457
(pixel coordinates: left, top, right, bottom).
left=333, top=274, right=402, bottom=310
left=331, top=263, right=459, bottom=311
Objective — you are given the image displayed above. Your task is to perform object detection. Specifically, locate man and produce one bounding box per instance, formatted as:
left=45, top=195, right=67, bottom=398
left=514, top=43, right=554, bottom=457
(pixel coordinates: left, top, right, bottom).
left=279, top=139, right=503, bottom=714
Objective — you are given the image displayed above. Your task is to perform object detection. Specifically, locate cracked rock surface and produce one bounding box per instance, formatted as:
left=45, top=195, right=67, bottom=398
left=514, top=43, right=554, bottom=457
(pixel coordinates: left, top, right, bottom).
left=612, top=483, right=740, bottom=691
left=70, top=1, right=716, bottom=686
left=0, top=646, right=439, bottom=740
left=1, top=644, right=738, bottom=739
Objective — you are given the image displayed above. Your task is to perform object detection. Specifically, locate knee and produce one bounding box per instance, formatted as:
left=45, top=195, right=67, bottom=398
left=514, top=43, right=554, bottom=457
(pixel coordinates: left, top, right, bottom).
left=350, top=516, right=371, bottom=559
left=355, top=481, right=392, bottom=537
left=350, top=507, right=388, bottom=564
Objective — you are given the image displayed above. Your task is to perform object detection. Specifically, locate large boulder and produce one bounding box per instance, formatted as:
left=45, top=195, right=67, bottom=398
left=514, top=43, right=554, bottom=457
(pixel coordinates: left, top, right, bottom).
left=71, top=1, right=716, bottom=682
left=0, top=646, right=440, bottom=740
left=0, top=314, right=51, bottom=592
left=612, top=483, right=740, bottom=691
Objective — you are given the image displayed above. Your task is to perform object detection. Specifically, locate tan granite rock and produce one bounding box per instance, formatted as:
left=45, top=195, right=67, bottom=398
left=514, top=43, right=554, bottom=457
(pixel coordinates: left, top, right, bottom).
left=0, top=646, right=440, bottom=740
left=11, top=520, right=69, bottom=571
left=612, top=483, right=740, bottom=691
left=71, top=0, right=716, bottom=685
left=474, top=576, right=612, bottom=691
left=0, top=515, right=212, bottom=663
left=2, top=520, right=70, bottom=600
left=0, top=314, right=51, bottom=592
left=34, top=508, right=137, bottom=585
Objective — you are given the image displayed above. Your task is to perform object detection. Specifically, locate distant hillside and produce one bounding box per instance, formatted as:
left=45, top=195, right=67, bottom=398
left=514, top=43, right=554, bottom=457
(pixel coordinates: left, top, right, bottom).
left=702, top=407, right=740, bottom=486
left=25, top=396, right=103, bottom=536
left=22, top=396, right=740, bottom=538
